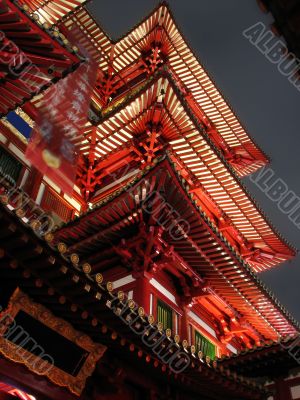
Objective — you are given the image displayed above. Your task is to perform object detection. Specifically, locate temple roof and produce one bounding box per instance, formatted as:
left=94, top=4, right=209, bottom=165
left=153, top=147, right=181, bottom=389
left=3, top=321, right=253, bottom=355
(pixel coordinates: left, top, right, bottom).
left=76, top=71, right=295, bottom=272
left=15, top=0, right=89, bottom=25
left=0, top=193, right=267, bottom=400
left=220, top=334, right=300, bottom=378
left=55, top=156, right=299, bottom=340
left=0, top=0, right=82, bottom=116
left=61, top=2, right=269, bottom=177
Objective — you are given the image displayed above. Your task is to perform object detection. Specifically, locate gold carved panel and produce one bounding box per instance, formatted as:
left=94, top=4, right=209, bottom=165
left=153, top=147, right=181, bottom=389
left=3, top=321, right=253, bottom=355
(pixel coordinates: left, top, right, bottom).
left=0, top=289, right=106, bottom=396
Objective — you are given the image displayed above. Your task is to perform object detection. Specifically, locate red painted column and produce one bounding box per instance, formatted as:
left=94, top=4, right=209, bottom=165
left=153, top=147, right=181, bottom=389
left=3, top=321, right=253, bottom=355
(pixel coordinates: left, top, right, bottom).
left=133, top=273, right=151, bottom=314
left=180, top=306, right=189, bottom=342
left=23, top=167, right=43, bottom=201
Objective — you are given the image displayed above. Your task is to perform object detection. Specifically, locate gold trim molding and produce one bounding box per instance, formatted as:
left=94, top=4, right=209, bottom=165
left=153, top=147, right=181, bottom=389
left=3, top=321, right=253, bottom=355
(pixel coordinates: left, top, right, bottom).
left=1, top=119, right=28, bottom=144
left=15, top=107, right=34, bottom=128
left=0, top=289, right=106, bottom=396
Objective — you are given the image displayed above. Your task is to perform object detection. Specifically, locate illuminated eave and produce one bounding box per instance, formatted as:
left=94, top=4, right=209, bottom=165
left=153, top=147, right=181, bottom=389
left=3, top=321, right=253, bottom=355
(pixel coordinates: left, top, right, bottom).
left=61, top=3, right=269, bottom=177
left=0, top=0, right=82, bottom=116
left=55, top=157, right=299, bottom=340
left=77, top=72, right=294, bottom=272
left=16, top=0, right=89, bottom=25
left=0, top=198, right=268, bottom=398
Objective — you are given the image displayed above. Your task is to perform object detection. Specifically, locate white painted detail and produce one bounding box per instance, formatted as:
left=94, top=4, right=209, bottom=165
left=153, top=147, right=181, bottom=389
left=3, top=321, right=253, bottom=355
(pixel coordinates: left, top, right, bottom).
left=149, top=278, right=177, bottom=305
left=291, top=385, right=300, bottom=399
left=8, top=143, right=31, bottom=166
left=112, top=274, right=135, bottom=289
left=227, top=344, right=238, bottom=354
left=36, top=183, right=45, bottom=205
left=73, top=185, right=81, bottom=194
left=43, top=176, right=61, bottom=194
left=20, top=169, right=29, bottom=188
left=0, top=132, right=7, bottom=144
left=128, top=290, right=133, bottom=300
left=187, top=311, right=217, bottom=338
left=63, top=193, right=81, bottom=212
left=94, top=169, right=140, bottom=196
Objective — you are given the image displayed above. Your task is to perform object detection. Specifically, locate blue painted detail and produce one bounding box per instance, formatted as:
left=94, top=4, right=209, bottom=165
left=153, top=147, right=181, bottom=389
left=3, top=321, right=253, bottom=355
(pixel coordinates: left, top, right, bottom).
left=6, top=111, right=32, bottom=139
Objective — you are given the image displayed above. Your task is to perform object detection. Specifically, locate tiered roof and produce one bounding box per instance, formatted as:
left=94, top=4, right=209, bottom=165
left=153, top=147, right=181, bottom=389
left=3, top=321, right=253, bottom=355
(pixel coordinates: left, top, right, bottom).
left=0, top=2, right=298, bottom=394
left=61, top=3, right=268, bottom=177
left=0, top=0, right=82, bottom=116
left=55, top=157, right=299, bottom=342
left=0, top=188, right=267, bottom=400
left=56, top=3, right=295, bottom=273
left=84, top=72, right=295, bottom=272
left=0, top=3, right=294, bottom=273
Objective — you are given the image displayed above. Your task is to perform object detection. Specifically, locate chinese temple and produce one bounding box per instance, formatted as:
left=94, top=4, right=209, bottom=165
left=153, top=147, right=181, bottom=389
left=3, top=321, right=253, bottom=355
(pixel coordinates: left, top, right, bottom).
left=0, top=1, right=299, bottom=400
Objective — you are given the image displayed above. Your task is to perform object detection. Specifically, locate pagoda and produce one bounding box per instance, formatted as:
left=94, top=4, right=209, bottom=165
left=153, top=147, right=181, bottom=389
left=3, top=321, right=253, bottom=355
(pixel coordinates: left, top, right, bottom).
left=0, top=2, right=298, bottom=400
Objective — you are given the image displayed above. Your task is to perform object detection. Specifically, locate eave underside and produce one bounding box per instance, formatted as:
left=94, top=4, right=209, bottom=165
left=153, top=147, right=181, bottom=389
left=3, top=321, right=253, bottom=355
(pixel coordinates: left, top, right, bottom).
left=0, top=200, right=266, bottom=400
left=60, top=3, right=268, bottom=177
left=16, top=0, right=89, bottom=25
left=221, top=336, right=300, bottom=378
left=55, top=158, right=299, bottom=341
left=0, top=0, right=81, bottom=116
left=76, top=74, right=294, bottom=272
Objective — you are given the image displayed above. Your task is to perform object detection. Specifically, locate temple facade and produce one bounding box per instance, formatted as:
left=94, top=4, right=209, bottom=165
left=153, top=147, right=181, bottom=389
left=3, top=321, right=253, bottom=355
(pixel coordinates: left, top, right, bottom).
left=0, top=1, right=299, bottom=399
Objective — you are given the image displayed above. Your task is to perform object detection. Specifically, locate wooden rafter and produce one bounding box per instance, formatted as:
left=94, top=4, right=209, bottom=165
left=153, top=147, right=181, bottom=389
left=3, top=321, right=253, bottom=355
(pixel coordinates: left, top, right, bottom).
left=54, top=158, right=299, bottom=339
left=73, top=73, right=293, bottom=272
left=16, top=0, right=89, bottom=25
left=60, top=3, right=269, bottom=176
left=0, top=0, right=81, bottom=116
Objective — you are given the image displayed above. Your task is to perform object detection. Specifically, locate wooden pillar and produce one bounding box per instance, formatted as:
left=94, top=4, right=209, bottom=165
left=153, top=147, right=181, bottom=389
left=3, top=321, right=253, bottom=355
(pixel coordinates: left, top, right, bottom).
left=133, top=273, right=151, bottom=314
left=180, top=306, right=189, bottom=342
left=23, top=167, right=43, bottom=201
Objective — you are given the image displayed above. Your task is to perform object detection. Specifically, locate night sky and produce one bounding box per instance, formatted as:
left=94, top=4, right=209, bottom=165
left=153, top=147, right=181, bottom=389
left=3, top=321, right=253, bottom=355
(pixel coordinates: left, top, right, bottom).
left=87, top=1, right=300, bottom=322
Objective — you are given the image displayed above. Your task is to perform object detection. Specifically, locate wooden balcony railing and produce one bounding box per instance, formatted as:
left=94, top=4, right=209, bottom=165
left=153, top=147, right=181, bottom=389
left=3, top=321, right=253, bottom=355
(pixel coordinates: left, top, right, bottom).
left=0, top=146, right=22, bottom=184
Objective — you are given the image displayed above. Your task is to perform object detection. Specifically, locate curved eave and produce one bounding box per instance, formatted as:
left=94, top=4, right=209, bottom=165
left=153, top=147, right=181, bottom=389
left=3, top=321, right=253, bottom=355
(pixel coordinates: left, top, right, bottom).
left=59, top=7, right=111, bottom=67
left=0, top=0, right=82, bottom=116
left=54, top=157, right=299, bottom=339
left=0, top=199, right=267, bottom=400
left=78, top=71, right=295, bottom=272
left=219, top=334, right=300, bottom=376
left=75, top=2, right=269, bottom=177
left=16, top=0, right=90, bottom=25
left=221, top=334, right=299, bottom=361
